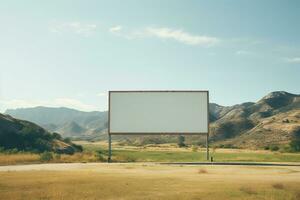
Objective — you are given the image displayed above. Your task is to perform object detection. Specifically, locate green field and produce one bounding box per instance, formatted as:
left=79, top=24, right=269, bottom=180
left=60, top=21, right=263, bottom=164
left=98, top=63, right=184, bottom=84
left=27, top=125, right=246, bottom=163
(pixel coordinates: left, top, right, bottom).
left=107, top=149, right=300, bottom=162
left=82, top=143, right=300, bottom=163
left=1, top=143, right=300, bottom=166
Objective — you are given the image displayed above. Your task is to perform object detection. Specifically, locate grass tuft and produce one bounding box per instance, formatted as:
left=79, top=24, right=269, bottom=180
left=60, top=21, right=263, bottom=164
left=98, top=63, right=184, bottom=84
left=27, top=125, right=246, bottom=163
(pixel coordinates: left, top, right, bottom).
left=198, top=168, right=208, bottom=174
left=239, top=186, right=257, bottom=195
left=272, top=183, right=284, bottom=190
left=295, top=191, right=300, bottom=200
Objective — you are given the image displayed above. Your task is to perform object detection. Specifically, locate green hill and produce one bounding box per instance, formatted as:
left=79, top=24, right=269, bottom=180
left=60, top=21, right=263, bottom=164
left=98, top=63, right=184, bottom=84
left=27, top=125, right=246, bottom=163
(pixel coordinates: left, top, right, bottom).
left=0, top=113, right=82, bottom=154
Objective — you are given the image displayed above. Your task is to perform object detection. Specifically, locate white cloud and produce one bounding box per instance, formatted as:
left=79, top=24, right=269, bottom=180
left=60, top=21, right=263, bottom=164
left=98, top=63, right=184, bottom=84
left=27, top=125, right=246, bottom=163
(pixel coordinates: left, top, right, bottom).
left=108, top=25, right=135, bottom=39
left=109, top=25, right=122, bottom=34
left=0, top=98, right=98, bottom=112
left=50, top=21, right=97, bottom=37
left=284, top=57, right=300, bottom=63
left=109, top=26, right=219, bottom=47
left=143, top=27, right=219, bottom=46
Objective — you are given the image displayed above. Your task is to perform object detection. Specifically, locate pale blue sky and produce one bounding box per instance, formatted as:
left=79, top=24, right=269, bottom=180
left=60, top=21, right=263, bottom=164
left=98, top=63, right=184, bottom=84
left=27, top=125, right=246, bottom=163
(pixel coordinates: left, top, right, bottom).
left=0, top=0, right=299, bottom=112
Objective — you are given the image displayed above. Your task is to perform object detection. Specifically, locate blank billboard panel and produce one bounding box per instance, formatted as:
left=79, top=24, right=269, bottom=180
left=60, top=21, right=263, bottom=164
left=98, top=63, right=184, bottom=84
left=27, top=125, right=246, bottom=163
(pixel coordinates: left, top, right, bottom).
left=109, top=91, right=208, bottom=134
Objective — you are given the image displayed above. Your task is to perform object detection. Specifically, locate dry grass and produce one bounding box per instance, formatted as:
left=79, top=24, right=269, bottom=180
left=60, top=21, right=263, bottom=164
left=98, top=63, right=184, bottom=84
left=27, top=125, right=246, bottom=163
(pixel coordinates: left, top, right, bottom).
left=0, top=152, right=100, bottom=166
left=0, top=164, right=299, bottom=200
left=58, top=152, right=99, bottom=163
left=0, top=153, right=39, bottom=165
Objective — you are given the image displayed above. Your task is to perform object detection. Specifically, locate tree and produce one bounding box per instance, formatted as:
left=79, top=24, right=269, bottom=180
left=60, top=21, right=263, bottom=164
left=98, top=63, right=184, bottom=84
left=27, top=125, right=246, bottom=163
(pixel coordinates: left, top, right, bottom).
left=290, top=128, right=300, bottom=152
left=40, top=152, right=53, bottom=162
left=290, top=139, right=300, bottom=152
left=52, top=132, right=62, bottom=140
left=177, top=135, right=186, bottom=147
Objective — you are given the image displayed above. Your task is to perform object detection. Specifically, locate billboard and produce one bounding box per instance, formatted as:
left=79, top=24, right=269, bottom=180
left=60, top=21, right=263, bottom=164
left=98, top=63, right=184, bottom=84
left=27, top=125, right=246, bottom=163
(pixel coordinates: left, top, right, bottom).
left=108, top=91, right=209, bottom=135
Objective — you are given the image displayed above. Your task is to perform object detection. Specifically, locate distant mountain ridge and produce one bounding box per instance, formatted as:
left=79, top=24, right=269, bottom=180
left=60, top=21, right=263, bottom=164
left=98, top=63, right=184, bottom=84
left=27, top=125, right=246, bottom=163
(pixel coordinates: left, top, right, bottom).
left=5, top=107, right=107, bottom=139
left=5, top=91, right=300, bottom=148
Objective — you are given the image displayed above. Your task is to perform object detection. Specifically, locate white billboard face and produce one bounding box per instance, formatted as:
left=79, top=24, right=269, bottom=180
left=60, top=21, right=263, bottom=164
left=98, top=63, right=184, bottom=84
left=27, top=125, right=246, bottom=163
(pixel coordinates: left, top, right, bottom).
left=109, top=91, right=208, bottom=134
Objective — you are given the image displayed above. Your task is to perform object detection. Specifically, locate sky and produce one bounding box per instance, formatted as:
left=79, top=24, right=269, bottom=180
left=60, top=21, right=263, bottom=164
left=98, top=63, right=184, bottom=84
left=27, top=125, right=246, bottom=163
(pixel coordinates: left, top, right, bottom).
left=0, top=0, right=300, bottom=112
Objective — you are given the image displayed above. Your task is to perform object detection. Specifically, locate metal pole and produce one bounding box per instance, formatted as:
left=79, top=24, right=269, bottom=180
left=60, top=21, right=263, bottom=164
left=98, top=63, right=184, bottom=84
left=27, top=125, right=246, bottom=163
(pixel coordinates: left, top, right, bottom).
left=108, top=134, right=112, bottom=162
left=206, top=91, right=210, bottom=161
left=206, top=132, right=209, bottom=161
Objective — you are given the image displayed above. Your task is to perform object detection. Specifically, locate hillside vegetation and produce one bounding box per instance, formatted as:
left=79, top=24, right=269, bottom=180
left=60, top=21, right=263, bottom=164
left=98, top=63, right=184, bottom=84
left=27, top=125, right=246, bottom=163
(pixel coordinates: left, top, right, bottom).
left=210, top=91, right=300, bottom=148
left=0, top=113, right=82, bottom=154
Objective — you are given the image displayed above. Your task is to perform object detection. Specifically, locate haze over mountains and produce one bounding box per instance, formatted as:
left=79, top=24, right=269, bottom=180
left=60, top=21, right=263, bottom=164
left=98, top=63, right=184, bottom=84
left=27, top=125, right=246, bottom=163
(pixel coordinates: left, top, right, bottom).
left=6, top=107, right=108, bottom=139
left=5, top=91, right=300, bottom=148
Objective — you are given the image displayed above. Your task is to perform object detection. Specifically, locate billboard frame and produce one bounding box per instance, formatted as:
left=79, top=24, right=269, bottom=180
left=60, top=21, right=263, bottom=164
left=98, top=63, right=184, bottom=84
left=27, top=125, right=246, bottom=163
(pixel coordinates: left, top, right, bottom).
left=107, top=90, right=210, bottom=162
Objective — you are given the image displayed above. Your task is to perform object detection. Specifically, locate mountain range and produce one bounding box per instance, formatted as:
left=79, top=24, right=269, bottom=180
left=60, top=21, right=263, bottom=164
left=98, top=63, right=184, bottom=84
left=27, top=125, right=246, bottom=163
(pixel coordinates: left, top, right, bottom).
left=209, top=91, right=300, bottom=148
left=6, top=107, right=108, bottom=140
left=5, top=91, right=300, bottom=148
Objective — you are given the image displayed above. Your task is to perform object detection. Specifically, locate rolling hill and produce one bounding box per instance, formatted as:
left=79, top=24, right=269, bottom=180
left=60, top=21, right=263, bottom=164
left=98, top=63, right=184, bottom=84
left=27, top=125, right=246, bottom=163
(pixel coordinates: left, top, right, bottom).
left=5, top=91, right=300, bottom=148
left=210, top=91, right=300, bottom=148
left=0, top=113, right=82, bottom=154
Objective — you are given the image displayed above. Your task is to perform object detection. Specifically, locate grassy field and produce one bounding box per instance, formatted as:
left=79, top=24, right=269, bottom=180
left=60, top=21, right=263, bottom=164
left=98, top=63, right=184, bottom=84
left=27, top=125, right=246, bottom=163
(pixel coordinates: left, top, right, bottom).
left=82, top=142, right=300, bottom=163
left=108, top=149, right=300, bottom=162
left=0, top=163, right=300, bottom=200
left=1, top=142, right=300, bottom=166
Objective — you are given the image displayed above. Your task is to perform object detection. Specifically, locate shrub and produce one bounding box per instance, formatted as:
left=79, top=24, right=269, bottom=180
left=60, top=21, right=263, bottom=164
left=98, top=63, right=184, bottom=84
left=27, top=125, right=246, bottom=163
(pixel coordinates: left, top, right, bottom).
left=63, top=137, right=71, bottom=143
left=40, top=152, right=53, bottom=162
left=54, top=153, right=61, bottom=160
left=191, top=145, right=198, bottom=152
left=290, top=139, right=300, bottom=152
left=289, top=128, right=300, bottom=152
left=52, top=132, right=62, bottom=140
left=219, top=144, right=237, bottom=149
left=139, top=137, right=167, bottom=145
left=270, top=145, right=279, bottom=151
left=177, top=135, right=186, bottom=147
left=95, top=150, right=107, bottom=162
left=8, top=148, right=19, bottom=154
left=0, top=147, right=5, bottom=153
left=264, top=146, right=270, bottom=150
left=72, top=144, right=83, bottom=152
left=272, top=183, right=284, bottom=190
left=198, top=168, right=208, bottom=174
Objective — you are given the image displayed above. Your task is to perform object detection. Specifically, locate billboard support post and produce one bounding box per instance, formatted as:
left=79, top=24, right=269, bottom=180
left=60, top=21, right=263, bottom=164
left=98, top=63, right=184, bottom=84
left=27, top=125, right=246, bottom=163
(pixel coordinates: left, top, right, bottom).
left=206, top=132, right=209, bottom=161
left=108, top=134, right=112, bottom=162
left=206, top=91, right=209, bottom=161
